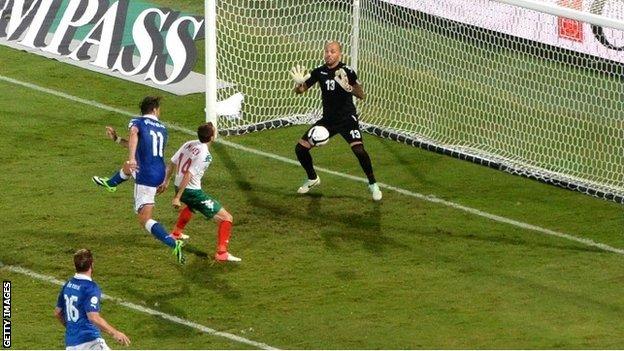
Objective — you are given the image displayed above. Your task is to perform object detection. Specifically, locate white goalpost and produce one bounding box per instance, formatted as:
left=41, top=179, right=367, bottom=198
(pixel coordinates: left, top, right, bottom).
left=205, top=0, right=217, bottom=125
left=204, top=0, right=624, bottom=204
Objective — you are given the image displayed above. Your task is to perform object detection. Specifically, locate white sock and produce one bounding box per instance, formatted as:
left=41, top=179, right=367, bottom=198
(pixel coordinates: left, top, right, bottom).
left=119, top=169, right=130, bottom=180
left=144, top=219, right=156, bottom=233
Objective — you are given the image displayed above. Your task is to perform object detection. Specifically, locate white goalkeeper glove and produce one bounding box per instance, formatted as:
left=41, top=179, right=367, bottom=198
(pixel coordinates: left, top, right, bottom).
left=290, top=64, right=310, bottom=85
left=334, top=68, right=353, bottom=92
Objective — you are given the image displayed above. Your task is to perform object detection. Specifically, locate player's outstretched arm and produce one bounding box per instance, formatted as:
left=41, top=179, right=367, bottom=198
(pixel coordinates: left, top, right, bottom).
left=87, top=312, right=131, bottom=347
left=105, top=126, right=128, bottom=148
left=53, top=307, right=66, bottom=327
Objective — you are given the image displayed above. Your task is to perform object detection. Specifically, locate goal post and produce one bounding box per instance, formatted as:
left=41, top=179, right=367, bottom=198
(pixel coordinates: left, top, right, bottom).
left=206, top=0, right=624, bottom=204
left=350, top=0, right=361, bottom=73
left=205, top=0, right=217, bottom=125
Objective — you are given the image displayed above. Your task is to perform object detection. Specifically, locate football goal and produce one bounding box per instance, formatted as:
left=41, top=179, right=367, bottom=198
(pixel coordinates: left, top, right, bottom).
left=204, top=0, right=624, bottom=204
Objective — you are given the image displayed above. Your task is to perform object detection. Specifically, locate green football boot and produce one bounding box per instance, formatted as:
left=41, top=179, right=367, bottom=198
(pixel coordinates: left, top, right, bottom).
left=92, top=176, right=117, bottom=192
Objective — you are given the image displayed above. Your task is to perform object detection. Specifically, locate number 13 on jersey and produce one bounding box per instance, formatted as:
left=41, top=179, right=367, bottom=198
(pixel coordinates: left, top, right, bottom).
left=325, top=79, right=335, bottom=91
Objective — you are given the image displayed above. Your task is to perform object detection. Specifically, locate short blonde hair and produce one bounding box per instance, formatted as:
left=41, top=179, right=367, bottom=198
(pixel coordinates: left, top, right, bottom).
left=324, top=40, right=342, bottom=52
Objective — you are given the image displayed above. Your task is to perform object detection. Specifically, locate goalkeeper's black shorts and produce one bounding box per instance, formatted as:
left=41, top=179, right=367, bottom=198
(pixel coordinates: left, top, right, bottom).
left=302, top=114, right=363, bottom=144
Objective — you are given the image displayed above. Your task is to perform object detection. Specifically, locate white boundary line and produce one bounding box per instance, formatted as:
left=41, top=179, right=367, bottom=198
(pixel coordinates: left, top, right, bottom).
left=0, top=262, right=279, bottom=350
left=1, top=74, right=622, bottom=257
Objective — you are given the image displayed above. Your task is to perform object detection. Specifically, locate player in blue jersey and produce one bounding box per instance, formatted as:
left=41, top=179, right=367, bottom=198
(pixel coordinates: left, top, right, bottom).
left=92, top=96, right=185, bottom=263
left=55, top=249, right=130, bottom=350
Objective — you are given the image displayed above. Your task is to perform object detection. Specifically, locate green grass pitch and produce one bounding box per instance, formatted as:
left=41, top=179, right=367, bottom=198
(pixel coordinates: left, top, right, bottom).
left=0, top=1, right=623, bottom=349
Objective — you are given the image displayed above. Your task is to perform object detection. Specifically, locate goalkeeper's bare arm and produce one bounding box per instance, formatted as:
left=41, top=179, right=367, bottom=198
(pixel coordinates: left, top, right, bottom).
left=349, top=81, right=364, bottom=100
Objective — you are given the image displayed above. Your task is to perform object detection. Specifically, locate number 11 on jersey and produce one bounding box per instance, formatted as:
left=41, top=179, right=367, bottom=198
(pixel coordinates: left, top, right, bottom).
left=149, top=130, right=164, bottom=157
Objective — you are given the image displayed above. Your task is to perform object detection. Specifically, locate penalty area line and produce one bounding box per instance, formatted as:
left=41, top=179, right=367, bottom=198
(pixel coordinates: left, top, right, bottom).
left=1, top=74, right=623, bottom=258
left=0, top=262, right=280, bottom=350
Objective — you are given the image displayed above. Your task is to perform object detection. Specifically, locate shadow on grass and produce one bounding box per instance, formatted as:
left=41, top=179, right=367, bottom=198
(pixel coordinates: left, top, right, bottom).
left=305, top=195, right=409, bottom=252
left=214, top=143, right=410, bottom=254
left=180, top=255, right=242, bottom=300
left=184, top=244, right=209, bottom=259
left=377, top=138, right=437, bottom=187
left=214, top=142, right=614, bottom=257
left=123, top=284, right=192, bottom=319
left=425, top=226, right=605, bottom=255
left=483, top=261, right=624, bottom=316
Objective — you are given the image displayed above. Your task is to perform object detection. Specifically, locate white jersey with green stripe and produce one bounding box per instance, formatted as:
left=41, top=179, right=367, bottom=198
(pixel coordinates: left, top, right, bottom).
left=170, top=140, right=212, bottom=190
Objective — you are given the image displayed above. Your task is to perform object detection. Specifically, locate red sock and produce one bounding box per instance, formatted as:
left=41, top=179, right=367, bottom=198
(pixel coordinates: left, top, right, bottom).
left=217, top=221, right=232, bottom=254
left=172, top=206, right=193, bottom=235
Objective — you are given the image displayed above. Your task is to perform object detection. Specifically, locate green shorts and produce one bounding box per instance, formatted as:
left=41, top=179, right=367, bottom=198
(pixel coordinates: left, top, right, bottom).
left=177, top=187, right=222, bottom=219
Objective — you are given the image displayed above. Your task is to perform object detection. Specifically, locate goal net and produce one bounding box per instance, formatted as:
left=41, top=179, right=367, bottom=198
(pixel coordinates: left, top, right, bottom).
left=212, top=0, right=624, bottom=203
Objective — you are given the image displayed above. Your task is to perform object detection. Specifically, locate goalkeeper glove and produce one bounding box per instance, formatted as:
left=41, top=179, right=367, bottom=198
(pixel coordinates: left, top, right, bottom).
left=334, top=68, right=353, bottom=92
left=290, top=64, right=310, bottom=85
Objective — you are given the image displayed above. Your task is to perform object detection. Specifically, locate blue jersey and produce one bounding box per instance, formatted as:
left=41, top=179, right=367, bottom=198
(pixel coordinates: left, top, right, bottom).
left=129, top=115, right=168, bottom=187
left=56, top=274, right=102, bottom=347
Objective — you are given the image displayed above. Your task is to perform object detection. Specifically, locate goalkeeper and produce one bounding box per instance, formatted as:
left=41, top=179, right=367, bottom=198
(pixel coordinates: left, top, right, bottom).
left=290, top=40, right=382, bottom=201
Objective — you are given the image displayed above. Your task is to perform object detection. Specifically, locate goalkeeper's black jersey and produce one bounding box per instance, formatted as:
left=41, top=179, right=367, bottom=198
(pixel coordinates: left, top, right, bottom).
left=305, top=62, right=359, bottom=123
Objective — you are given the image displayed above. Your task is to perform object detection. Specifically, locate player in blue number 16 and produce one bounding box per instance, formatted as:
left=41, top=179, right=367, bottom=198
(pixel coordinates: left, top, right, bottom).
left=54, top=249, right=130, bottom=350
left=91, top=96, right=185, bottom=264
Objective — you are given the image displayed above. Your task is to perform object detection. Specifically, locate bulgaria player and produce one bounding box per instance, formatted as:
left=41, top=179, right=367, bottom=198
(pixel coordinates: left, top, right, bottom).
left=160, top=123, right=241, bottom=262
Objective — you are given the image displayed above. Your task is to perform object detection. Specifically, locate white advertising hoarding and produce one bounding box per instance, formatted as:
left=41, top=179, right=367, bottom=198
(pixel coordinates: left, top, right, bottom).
left=382, top=0, right=624, bottom=64
left=0, top=0, right=208, bottom=95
